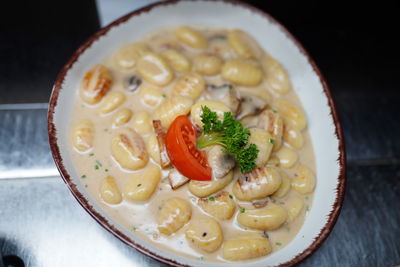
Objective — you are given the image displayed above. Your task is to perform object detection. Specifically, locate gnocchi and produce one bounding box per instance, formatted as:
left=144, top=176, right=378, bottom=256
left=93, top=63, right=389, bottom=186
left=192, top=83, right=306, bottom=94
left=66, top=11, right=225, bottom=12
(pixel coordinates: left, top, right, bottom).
left=275, top=99, right=307, bottom=130
left=125, top=165, right=161, bottom=201
left=262, top=56, right=291, bottom=94
left=175, top=26, right=208, bottom=49
left=276, top=146, right=298, bottom=169
left=72, top=120, right=94, bottom=152
left=193, top=54, right=223, bottom=76
left=157, top=197, right=192, bottom=235
left=153, top=96, right=193, bottom=127
left=292, top=164, right=316, bottom=194
left=223, top=234, right=272, bottom=261
left=99, top=91, right=126, bottom=114
left=172, top=72, right=205, bottom=100
left=185, top=217, right=223, bottom=253
left=99, top=176, right=122, bottom=204
left=70, top=25, right=316, bottom=263
left=228, top=29, right=261, bottom=59
left=137, top=52, right=174, bottom=86
left=222, top=59, right=263, bottom=86
left=112, top=108, right=133, bottom=127
left=79, top=64, right=112, bottom=105
left=114, top=43, right=151, bottom=69
left=139, top=84, right=164, bottom=108
left=233, top=167, right=282, bottom=201
left=161, top=49, right=191, bottom=72
left=237, top=203, right=287, bottom=230
left=198, top=191, right=236, bottom=220
left=189, top=171, right=233, bottom=198
left=111, top=128, right=149, bottom=170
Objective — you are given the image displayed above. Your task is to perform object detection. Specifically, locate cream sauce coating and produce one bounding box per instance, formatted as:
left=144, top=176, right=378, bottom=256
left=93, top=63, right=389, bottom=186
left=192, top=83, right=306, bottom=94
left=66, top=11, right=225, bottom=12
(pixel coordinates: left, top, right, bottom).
left=69, top=26, right=316, bottom=263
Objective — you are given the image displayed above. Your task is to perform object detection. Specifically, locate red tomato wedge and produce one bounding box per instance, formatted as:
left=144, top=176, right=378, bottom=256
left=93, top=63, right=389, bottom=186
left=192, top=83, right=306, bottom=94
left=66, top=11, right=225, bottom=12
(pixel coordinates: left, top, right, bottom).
left=165, top=115, right=212, bottom=181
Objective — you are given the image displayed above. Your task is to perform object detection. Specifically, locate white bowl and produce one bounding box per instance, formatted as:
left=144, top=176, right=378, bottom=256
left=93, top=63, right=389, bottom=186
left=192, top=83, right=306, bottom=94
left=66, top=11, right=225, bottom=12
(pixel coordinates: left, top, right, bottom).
left=48, top=1, right=346, bottom=266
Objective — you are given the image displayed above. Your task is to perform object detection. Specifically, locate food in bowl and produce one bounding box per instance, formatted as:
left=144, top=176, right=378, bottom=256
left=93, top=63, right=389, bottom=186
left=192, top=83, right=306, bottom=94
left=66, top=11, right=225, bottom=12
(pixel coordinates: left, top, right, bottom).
left=69, top=25, right=316, bottom=262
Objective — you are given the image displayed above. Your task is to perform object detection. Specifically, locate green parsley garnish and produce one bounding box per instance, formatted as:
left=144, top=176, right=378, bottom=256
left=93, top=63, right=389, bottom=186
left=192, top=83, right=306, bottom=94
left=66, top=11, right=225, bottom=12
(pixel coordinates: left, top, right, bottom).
left=239, top=207, right=246, bottom=213
left=208, top=196, right=215, bottom=201
left=95, top=160, right=102, bottom=167
left=196, top=106, right=259, bottom=173
left=268, top=138, right=275, bottom=144
left=137, top=184, right=142, bottom=187
left=95, top=165, right=99, bottom=170
left=272, top=109, right=277, bottom=113
left=105, top=168, right=109, bottom=172
left=276, top=242, right=282, bottom=246
left=89, top=153, right=94, bottom=157
left=162, top=94, right=167, bottom=98
left=229, top=194, right=233, bottom=199
left=132, top=226, right=137, bottom=232
left=81, top=175, right=86, bottom=179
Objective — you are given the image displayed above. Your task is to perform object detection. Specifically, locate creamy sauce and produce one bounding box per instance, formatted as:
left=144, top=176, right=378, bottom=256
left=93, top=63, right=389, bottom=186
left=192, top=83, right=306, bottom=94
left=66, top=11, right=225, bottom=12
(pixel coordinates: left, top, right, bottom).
left=69, top=26, right=316, bottom=263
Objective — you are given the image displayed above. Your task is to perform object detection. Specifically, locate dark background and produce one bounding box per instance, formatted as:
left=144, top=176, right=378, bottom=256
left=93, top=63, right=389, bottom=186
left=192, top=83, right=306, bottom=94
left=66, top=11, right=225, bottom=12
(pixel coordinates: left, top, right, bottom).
left=0, top=1, right=399, bottom=266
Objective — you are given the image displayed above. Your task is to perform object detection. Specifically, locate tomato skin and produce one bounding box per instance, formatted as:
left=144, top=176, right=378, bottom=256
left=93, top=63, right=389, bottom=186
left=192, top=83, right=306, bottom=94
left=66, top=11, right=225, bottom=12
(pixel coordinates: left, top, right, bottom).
left=165, top=115, right=211, bottom=181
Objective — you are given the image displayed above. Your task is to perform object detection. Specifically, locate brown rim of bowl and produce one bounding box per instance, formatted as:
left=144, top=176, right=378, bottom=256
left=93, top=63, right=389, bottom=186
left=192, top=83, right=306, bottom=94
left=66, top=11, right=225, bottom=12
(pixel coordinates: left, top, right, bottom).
left=47, top=0, right=346, bottom=266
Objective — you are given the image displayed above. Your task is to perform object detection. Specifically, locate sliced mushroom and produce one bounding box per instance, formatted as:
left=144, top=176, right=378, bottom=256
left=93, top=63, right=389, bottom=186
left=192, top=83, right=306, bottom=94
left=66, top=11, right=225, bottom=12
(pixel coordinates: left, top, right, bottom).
left=237, top=87, right=271, bottom=119
left=206, top=83, right=241, bottom=115
left=152, top=120, right=171, bottom=168
left=125, top=75, right=142, bottom=93
left=168, top=168, right=190, bottom=190
left=207, top=145, right=235, bottom=179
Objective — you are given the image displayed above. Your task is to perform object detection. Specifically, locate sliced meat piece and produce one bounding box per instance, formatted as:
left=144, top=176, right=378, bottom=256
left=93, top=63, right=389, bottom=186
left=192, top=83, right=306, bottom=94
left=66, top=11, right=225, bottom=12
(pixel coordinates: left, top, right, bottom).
left=152, top=120, right=171, bottom=168
left=167, top=168, right=190, bottom=190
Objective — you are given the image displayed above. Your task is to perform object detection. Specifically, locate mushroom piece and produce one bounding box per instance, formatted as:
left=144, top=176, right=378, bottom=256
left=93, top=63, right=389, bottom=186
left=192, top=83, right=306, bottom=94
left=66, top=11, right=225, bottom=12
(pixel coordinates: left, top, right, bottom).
left=206, top=83, right=241, bottom=115
left=125, top=75, right=142, bottom=93
left=152, top=120, right=171, bottom=168
left=236, top=87, right=271, bottom=119
left=167, top=168, right=190, bottom=190
left=207, top=145, right=235, bottom=179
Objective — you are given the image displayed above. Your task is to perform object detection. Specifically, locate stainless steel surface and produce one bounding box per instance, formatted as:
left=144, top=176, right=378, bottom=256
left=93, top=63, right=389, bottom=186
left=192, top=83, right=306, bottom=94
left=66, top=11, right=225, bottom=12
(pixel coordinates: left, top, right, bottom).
left=0, top=105, right=164, bottom=266
left=0, top=104, right=57, bottom=179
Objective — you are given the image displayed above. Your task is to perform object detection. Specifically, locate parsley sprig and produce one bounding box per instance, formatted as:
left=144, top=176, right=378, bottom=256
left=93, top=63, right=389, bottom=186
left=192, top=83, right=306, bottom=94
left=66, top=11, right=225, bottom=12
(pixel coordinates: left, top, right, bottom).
left=196, top=106, right=259, bottom=173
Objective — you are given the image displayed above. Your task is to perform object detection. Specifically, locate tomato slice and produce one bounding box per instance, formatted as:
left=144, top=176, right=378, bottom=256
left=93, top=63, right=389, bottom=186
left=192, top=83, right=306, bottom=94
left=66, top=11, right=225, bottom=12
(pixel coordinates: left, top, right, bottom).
left=165, top=115, right=212, bottom=181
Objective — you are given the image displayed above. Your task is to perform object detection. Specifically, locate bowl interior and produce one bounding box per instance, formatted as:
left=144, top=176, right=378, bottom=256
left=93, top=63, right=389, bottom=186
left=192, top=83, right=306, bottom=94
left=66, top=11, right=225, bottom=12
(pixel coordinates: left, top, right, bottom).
left=49, top=1, right=344, bottom=266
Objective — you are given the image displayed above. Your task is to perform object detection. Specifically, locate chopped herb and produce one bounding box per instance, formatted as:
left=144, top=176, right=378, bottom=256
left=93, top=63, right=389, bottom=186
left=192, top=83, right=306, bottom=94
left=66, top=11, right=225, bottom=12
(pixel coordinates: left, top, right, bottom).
left=131, top=226, right=137, bottom=232
left=95, top=160, right=102, bottom=167
left=285, top=226, right=291, bottom=232
left=305, top=196, right=309, bottom=200
left=239, top=207, right=246, bottom=213
left=197, top=106, right=259, bottom=173
left=95, top=165, right=99, bottom=170
left=268, top=138, right=275, bottom=144
left=272, top=109, right=277, bottom=113
left=89, top=153, right=94, bottom=157
left=229, top=194, right=233, bottom=199
left=162, top=94, right=167, bottom=98
left=208, top=196, right=215, bottom=201
left=276, top=242, right=282, bottom=246
left=197, top=256, right=204, bottom=261
left=105, top=168, right=109, bottom=172
left=137, top=184, right=142, bottom=187
left=81, top=175, right=86, bottom=179
left=104, top=128, right=108, bottom=132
